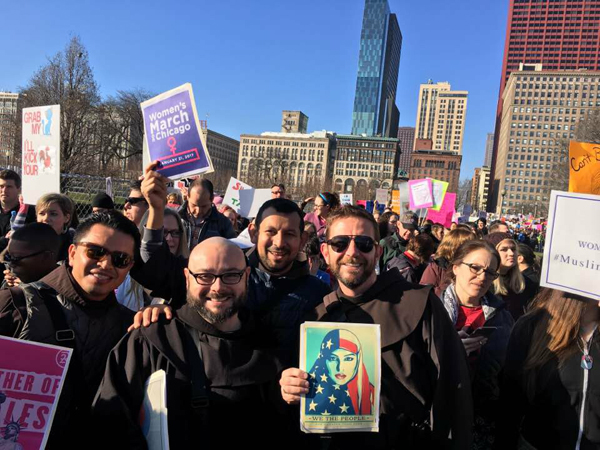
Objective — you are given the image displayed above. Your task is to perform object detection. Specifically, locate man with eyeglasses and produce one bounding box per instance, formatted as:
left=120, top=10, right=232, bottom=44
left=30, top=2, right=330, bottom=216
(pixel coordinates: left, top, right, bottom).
left=279, top=205, right=473, bottom=449
left=0, top=211, right=139, bottom=447
left=271, top=183, right=286, bottom=199
left=93, top=237, right=287, bottom=447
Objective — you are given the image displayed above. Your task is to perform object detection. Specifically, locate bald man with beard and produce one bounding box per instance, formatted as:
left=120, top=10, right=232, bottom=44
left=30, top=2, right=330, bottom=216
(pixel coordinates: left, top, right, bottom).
left=92, top=237, right=287, bottom=448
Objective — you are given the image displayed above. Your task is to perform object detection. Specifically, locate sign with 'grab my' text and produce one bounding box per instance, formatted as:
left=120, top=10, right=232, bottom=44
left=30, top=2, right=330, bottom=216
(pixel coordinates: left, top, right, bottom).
left=541, top=190, right=600, bottom=301
left=142, top=83, right=213, bottom=180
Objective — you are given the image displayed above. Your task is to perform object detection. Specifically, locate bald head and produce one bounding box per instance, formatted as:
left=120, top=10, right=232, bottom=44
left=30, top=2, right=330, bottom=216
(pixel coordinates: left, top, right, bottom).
left=189, top=237, right=247, bottom=273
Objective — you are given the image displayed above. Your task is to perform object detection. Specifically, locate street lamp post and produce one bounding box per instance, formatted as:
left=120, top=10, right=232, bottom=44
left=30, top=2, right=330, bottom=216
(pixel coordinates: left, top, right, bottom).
left=500, top=189, right=507, bottom=217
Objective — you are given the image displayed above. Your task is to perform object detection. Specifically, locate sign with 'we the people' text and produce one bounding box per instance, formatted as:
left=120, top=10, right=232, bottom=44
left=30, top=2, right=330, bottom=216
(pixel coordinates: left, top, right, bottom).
left=541, top=190, right=600, bottom=301
left=141, top=83, right=213, bottom=180
left=21, top=105, right=61, bottom=204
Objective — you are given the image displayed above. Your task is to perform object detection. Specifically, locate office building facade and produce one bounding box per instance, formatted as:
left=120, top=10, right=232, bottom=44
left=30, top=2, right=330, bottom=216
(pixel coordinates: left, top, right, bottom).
left=470, top=166, right=490, bottom=212
left=484, top=132, right=494, bottom=167
left=351, top=0, right=402, bottom=138
left=492, top=67, right=600, bottom=215
left=397, top=126, right=414, bottom=176
left=414, top=81, right=468, bottom=153
left=489, top=0, right=600, bottom=208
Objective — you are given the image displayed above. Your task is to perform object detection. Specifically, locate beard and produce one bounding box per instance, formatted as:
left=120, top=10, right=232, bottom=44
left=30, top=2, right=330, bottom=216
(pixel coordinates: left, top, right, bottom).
left=187, top=290, right=246, bottom=324
left=329, top=255, right=375, bottom=290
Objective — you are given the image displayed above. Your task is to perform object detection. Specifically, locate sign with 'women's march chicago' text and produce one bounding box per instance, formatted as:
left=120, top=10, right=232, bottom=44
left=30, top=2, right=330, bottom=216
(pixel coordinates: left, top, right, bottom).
left=541, top=190, right=600, bottom=301
left=141, top=83, right=213, bottom=180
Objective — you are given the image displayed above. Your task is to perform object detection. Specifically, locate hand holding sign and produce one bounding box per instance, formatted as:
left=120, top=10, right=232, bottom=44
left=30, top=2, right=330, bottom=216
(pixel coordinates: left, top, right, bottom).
left=141, top=161, right=170, bottom=211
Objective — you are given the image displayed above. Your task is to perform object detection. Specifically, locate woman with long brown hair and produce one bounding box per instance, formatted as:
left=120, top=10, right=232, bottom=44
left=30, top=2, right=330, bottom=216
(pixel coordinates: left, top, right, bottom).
left=420, top=227, right=476, bottom=297
left=495, top=289, right=600, bottom=449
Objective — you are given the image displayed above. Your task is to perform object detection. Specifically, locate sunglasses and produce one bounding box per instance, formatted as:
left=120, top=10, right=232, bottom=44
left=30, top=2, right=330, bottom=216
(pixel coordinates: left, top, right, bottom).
left=3, top=249, right=51, bottom=267
left=77, top=242, right=134, bottom=269
left=326, top=235, right=376, bottom=253
left=125, top=197, right=147, bottom=206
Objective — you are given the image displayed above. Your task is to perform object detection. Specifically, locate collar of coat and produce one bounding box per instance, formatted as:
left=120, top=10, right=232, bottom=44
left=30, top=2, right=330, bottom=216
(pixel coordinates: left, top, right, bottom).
left=246, top=246, right=310, bottom=280
left=440, top=283, right=505, bottom=326
left=313, top=268, right=433, bottom=348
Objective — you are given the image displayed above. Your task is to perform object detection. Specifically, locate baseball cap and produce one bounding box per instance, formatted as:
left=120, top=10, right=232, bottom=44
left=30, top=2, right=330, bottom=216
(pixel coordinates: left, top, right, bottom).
left=400, top=211, right=418, bottom=231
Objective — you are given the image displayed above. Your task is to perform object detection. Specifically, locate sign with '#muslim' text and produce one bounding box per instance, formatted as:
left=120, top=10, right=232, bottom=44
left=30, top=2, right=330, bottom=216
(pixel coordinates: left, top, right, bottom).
left=541, top=190, right=600, bottom=301
left=0, top=336, right=72, bottom=450
left=21, top=105, right=61, bottom=204
left=300, top=322, right=381, bottom=434
left=142, top=83, right=213, bottom=180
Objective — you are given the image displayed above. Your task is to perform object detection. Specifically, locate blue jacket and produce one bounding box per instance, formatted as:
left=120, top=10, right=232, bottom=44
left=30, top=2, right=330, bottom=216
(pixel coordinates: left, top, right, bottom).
left=178, top=203, right=235, bottom=250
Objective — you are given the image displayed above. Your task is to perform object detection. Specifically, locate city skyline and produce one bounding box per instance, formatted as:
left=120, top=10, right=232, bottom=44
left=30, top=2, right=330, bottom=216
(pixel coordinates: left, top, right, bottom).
left=1, top=0, right=509, bottom=183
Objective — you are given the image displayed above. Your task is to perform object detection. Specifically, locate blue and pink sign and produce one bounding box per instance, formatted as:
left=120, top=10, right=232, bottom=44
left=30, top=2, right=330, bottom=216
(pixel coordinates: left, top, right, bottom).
left=141, top=83, right=213, bottom=179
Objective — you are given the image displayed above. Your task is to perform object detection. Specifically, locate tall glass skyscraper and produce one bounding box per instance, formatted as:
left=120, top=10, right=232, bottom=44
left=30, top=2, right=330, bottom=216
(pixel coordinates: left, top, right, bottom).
left=351, top=0, right=402, bottom=138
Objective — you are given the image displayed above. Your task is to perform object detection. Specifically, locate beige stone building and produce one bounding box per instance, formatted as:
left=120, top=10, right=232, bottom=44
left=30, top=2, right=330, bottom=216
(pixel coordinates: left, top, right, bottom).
left=414, top=81, right=468, bottom=153
left=332, top=134, right=400, bottom=198
left=0, top=92, right=19, bottom=167
left=201, top=127, right=239, bottom=180
left=470, top=166, right=490, bottom=212
left=491, top=67, right=600, bottom=215
left=237, top=111, right=335, bottom=195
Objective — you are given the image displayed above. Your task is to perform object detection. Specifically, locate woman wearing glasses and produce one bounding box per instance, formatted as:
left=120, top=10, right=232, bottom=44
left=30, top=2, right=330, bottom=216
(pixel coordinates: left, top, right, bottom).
left=303, top=192, right=340, bottom=239
left=441, top=240, right=514, bottom=449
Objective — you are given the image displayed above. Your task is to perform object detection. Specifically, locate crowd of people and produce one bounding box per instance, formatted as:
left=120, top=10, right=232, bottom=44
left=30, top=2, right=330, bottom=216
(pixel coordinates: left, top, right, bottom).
left=0, top=164, right=597, bottom=450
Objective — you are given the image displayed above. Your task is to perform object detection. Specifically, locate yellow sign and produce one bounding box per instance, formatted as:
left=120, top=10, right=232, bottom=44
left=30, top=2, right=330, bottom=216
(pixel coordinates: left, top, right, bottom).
left=569, top=140, right=600, bottom=194
left=391, top=190, right=400, bottom=213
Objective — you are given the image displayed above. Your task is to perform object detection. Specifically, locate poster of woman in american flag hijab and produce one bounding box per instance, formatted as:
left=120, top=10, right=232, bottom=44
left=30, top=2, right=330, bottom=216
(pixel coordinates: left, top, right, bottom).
left=299, top=322, right=380, bottom=433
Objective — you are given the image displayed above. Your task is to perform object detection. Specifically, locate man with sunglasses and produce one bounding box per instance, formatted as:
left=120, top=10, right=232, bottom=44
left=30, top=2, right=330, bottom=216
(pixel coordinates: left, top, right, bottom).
left=93, top=237, right=287, bottom=447
left=123, top=180, right=149, bottom=226
left=0, top=211, right=139, bottom=447
left=280, top=205, right=473, bottom=449
left=1, top=222, right=60, bottom=287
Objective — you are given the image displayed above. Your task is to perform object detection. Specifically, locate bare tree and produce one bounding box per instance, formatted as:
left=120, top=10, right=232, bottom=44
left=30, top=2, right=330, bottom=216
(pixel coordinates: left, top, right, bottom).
left=19, top=36, right=101, bottom=174
left=456, top=178, right=473, bottom=213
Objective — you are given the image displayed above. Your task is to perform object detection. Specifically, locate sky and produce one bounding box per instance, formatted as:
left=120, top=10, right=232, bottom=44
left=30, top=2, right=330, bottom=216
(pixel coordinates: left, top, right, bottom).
left=1, top=0, right=508, bottom=180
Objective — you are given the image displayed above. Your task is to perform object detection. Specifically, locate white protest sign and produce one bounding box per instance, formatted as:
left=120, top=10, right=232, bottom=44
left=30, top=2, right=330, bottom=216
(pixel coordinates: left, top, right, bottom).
left=223, top=177, right=252, bottom=213
left=22, top=105, right=61, bottom=204
left=540, top=190, right=600, bottom=301
left=239, top=188, right=271, bottom=218
left=375, top=189, right=388, bottom=204
left=340, top=193, right=353, bottom=205
left=105, top=177, right=113, bottom=199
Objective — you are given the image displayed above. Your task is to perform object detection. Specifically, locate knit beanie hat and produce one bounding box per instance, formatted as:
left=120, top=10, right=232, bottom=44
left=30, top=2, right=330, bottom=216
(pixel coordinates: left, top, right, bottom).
left=91, top=192, right=114, bottom=210
left=484, top=232, right=513, bottom=248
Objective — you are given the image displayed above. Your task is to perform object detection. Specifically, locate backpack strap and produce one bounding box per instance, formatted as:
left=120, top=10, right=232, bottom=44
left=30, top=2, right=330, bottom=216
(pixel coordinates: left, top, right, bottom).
left=42, top=292, right=76, bottom=346
left=182, top=324, right=210, bottom=423
left=8, top=286, right=27, bottom=325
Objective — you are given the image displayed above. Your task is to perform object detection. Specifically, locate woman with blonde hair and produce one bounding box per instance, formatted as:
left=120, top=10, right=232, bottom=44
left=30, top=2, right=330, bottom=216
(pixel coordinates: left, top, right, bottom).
left=484, top=232, right=536, bottom=320
left=35, top=193, right=75, bottom=261
left=420, top=227, right=477, bottom=297
left=495, top=289, right=600, bottom=449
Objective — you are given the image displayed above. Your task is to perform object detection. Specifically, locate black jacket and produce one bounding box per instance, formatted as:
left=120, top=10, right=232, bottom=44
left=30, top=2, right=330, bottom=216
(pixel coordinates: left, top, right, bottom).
left=177, top=203, right=235, bottom=250
left=0, top=265, right=134, bottom=448
left=0, top=202, right=37, bottom=253
left=92, top=305, right=287, bottom=449
left=496, top=313, right=600, bottom=450
left=386, top=252, right=426, bottom=283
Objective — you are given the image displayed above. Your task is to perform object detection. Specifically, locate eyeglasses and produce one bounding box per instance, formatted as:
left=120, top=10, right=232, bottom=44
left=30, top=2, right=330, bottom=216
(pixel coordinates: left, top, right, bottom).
left=326, top=235, right=376, bottom=253
left=461, top=262, right=499, bottom=280
left=3, top=249, right=51, bottom=267
left=164, top=229, right=182, bottom=238
left=271, top=190, right=283, bottom=195
left=125, top=197, right=147, bottom=206
left=77, top=242, right=134, bottom=269
left=188, top=270, right=246, bottom=286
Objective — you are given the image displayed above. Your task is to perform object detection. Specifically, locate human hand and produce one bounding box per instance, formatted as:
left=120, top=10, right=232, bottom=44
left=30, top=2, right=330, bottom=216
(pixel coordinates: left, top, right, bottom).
left=128, top=304, right=173, bottom=332
left=141, top=161, right=169, bottom=211
left=279, top=368, right=310, bottom=404
left=3, top=270, right=21, bottom=287
left=303, top=197, right=314, bottom=204
left=458, top=330, right=487, bottom=356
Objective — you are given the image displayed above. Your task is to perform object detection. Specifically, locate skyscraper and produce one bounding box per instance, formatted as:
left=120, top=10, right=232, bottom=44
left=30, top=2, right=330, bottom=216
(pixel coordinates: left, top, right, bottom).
left=397, top=126, right=415, bottom=175
left=414, top=81, right=468, bottom=154
left=489, top=0, right=600, bottom=209
left=351, top=0, right=402, bottom=138
left=484, top=132, right=494, bottom=167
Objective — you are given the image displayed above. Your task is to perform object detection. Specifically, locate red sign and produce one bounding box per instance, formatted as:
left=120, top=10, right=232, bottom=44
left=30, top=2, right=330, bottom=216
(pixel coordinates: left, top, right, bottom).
left=0, top=336, right=72, bottom=450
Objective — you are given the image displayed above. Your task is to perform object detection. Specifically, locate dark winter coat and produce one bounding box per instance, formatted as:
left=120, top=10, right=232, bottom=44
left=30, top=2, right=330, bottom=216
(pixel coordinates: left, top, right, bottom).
left=420, top=257, right=451, bottom=298
left=177, top=203, right=235, bottom=250
left=379, top=233, right=409, bottom=270
left=386, top=251, right=426, bottom=283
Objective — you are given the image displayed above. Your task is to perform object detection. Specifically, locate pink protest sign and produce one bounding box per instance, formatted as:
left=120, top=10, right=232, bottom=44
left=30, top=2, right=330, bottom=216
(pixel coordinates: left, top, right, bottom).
left=0, top=336, right=72, bottom=450
left=408, top=179, right=434, bottom=210
left=426, top=192, right=456, bottom=228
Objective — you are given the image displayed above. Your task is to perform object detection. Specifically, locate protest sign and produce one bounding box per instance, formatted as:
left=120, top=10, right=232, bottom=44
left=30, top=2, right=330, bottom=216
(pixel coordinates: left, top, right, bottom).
left=462, top=204, right=473, bottom=216
left=140, top=370, right=169, bottom=450
left=408, top=179, right=433, bottom=210
left=356, top=200, right=367, bottom=208
left=21, top=105, right=61, bottom=204
left=238, top=189, right=271, bottom=218
left=300, top=322, right=380, bottom=434
left=375, top=189, right=388, bottom=205
left=0, top=336, right=72, bottom=450
left=540, top=190, right=600, bottom=301
left=340, top=194, right=353, bottom=205
left=141, top=83, right=213, bottom=180
left=429, top=179, right=449, bottom=212
left=105, top=177, right=113, bottom=199
left=426, top=192, right=456, bottom=228
left=222, top=177, right=252, bottom=213
left=478, top=211, right=487, bottom=219
left=568, top=141, right=600, bottom=194
left=391, top=190, right=400, bottom=213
